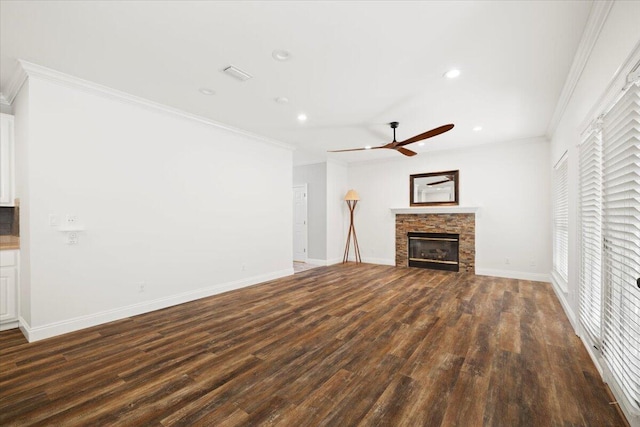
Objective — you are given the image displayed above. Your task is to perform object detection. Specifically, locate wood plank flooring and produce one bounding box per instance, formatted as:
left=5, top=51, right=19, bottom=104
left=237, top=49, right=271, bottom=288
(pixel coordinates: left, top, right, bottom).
left=0, top=263, right=628, bottom=426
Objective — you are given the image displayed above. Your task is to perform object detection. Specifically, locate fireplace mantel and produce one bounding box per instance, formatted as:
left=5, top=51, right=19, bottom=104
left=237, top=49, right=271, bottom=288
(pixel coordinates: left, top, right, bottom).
left=390, top=206, right=479, bottom=214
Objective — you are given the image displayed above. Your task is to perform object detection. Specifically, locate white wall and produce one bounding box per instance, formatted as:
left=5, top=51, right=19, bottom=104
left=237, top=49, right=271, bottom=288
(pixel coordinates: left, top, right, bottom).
left=13, top=82, right=30, bottom=325
left=293, top=162, right=327, bottom=261
left=16, top=73, right=293, bottom=340
left=326, top=160, right=348, bottom=264
left=348, top=138, right=551, bottom=280
left=0, top=103, right=12, bottom=114
left=550, top=0, right=640, bottom=327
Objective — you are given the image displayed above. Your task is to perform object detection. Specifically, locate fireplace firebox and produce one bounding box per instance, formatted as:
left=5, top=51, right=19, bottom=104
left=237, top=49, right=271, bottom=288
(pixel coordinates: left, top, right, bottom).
left=408, top=232, right=459, bottom=272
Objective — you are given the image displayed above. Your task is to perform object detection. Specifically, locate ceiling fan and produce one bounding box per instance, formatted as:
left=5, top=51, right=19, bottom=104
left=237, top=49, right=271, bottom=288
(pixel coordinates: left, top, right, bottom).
left=328, top=121, right=454, bottom=157
left=427, top=176, right=454, bottom=186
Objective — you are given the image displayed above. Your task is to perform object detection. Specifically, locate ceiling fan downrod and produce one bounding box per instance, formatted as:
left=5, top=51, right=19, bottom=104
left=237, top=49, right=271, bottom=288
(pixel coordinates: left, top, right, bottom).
left=390, top=121, right=399, bottom=142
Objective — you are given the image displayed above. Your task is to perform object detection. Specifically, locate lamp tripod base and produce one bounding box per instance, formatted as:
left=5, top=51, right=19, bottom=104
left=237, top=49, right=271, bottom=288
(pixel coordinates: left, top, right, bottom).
left=343, top=200, right=362, bottom=263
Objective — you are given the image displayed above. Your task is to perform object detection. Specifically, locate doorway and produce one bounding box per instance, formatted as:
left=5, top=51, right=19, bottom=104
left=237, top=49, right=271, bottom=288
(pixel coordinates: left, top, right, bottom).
left=292, top=184, right=308, bottom=262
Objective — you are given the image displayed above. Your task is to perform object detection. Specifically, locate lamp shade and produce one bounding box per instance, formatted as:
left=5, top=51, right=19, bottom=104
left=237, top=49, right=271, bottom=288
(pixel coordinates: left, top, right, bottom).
left=344, top=189, right=360, bottom=201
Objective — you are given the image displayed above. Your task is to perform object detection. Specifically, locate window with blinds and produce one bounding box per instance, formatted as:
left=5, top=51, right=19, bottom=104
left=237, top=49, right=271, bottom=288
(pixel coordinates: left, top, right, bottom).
left=579, top=129, right=603, bottom=345
left=553, top=154, right=569, bottom=286
left=601, top=81, right=640, bottom=410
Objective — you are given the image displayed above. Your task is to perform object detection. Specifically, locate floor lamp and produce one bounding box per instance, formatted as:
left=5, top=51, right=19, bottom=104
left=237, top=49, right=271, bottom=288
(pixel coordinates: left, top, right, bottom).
left=343, top=189, right=362, bottom=263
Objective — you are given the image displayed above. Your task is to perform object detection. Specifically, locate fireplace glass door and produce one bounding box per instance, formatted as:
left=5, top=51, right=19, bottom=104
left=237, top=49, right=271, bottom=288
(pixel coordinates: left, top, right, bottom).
left=408, top=232, right=459, bottom=272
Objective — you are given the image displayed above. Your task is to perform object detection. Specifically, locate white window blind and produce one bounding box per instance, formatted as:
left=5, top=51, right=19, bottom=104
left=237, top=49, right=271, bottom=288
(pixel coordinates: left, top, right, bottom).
left=553, top=154, right=569, bottom=285
left=601, top=81, right=640, bottom=410
left=579, top=128, right=603, bottom=344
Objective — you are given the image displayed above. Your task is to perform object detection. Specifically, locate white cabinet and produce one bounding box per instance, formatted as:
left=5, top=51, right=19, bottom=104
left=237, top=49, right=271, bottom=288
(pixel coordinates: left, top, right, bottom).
left=0, top=113, right=15, bottom=207
left=0, top=250, right=19, bottom=330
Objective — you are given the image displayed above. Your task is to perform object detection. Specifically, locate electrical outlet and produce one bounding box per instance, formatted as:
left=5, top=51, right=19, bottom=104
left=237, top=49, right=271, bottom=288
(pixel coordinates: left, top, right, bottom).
left=530, top=258, right=537, bottom=267
left=67, top=232, right=78, bottom=245
left=48, top=214, right=59, bottom=227
left=138, top=282, right=146, bottom=293
left=66, top=215, right=78, bottom=225
left=505, top=257, right=510, bottom=265
left=241, top=264, right=247, bottom=272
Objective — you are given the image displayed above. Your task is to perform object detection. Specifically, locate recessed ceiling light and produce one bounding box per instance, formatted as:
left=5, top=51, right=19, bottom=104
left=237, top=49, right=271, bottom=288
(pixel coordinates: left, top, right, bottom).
left=199, top=88, right=215, bottom=95
left=365, top=145, right=372, bottom=150
left=418, top=142, right=425, bottom=146
left=297, top=113, right=307, bottom=122
left=275, top=96, right=289, bottom=104
left=272, top=50, right=292, bottom=61
left=473, top=126, right=483, bottom=131
left=444, top=69, right=461, bottom=79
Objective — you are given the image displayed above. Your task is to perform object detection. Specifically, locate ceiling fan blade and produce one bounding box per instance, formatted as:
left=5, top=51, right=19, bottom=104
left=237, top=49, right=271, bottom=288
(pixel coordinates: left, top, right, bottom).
left=395, top=124, right=454, bottom=147
left=428, top=179, right=450, bottom=186
left=395, top=147, right=417, bottom=157
left=328, top=146, right=384, bottom=153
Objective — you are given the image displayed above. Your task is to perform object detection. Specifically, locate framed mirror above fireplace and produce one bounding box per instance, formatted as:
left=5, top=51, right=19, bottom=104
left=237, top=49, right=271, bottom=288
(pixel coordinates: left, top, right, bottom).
left=410, top=170, right=459, bottom=206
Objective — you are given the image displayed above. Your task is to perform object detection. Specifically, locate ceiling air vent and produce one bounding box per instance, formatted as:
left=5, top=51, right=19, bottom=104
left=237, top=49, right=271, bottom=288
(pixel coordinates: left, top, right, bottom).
left=223, top=65, right=253, bottom=82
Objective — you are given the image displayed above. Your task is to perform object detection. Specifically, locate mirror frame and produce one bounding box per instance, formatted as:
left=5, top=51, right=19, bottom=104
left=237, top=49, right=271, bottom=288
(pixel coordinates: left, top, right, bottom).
left=410, top=170, right=459, bottom=207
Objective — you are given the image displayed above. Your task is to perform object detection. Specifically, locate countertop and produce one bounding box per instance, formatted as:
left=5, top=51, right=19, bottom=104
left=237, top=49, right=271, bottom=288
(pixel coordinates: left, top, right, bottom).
left=0, top=235, right=20, bottom=250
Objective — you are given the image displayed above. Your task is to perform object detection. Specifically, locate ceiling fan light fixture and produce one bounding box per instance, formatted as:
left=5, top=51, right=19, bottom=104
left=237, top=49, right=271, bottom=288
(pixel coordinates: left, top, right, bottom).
left=297, top=113, right=307, bottom=122
left=275, top=96, right=289, bottom=104
left=444, top=69, right=461, bottom=79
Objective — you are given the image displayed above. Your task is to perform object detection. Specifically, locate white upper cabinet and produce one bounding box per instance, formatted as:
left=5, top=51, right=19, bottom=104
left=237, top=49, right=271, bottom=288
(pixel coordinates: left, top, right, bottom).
left=0, top=113, right=15, bottom=206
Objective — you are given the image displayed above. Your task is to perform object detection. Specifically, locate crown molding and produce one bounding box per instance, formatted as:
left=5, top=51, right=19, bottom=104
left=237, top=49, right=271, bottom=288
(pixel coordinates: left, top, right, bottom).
left=580, top=39, right=640, bottom=133
left=546, top=0, right=614, bottom=138
left=293, top=158, right=348, bottom=168
left=293, top=160, right=329, bottom=168
left=11, top=60, right=294, bottom=152
left=2, top=61, right=29, bottom=105
left=326, top=158, right=348, bottom=168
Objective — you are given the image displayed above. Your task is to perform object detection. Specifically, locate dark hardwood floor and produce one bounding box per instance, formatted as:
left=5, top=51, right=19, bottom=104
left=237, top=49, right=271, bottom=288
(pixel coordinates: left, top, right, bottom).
left=0, top=263, right=628, bottom=426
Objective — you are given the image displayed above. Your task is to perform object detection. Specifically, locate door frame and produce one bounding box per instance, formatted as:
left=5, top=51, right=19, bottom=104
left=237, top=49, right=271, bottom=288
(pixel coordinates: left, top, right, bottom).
left=292, top=184, right=308, bottom=262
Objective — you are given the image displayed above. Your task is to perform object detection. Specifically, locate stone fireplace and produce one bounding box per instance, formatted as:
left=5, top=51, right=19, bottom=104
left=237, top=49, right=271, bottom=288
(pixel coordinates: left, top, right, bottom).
left=393, top=210, right=476, bottom=273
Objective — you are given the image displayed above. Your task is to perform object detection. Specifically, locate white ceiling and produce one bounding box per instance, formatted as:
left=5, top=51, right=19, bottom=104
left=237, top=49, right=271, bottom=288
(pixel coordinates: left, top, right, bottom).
left=0, top=1, right=592, bottom=164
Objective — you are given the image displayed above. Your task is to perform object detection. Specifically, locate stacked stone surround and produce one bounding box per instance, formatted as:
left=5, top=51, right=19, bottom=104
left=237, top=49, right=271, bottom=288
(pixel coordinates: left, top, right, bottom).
left=395, top=213, right=475, bottom=273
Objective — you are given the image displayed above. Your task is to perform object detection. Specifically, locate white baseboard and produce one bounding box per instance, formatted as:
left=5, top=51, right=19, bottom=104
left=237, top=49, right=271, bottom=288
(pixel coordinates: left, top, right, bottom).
left=19, top=268, right=293, bottom=343
left=326, top=257, right=342, bottom=266
left=580, top=334, right=604, bottom=377
left=0, top=320, right=19, bottom=331
left=603, top=363, right=640, bottom=426
left=475, top=268, right=551, bottom=283
left=549, top=275, right=578, bottom=331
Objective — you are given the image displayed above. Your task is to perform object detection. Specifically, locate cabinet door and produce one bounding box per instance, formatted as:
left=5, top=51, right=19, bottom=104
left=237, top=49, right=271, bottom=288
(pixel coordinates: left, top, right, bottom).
left=0, top=114, right=15, bottom=206
left=0, top=266, right=17, bottom=322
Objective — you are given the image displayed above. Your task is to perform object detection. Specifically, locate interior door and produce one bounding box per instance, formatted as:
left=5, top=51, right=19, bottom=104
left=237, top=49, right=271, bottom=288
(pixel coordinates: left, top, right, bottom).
left=293, top=184, right=308, bottom=262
